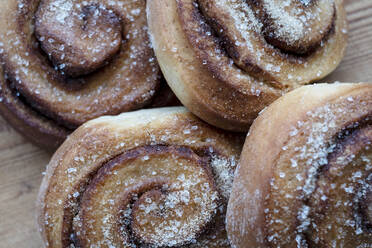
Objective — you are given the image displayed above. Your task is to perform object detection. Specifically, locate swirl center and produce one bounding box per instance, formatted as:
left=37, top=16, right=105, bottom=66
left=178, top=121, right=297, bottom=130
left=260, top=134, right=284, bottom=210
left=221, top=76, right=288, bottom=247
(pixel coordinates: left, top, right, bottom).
left=256, top=0, right=335, bottom=54
left=73, top=145, right=220, bottom=247
left=35, top=0, right=122, bottom=77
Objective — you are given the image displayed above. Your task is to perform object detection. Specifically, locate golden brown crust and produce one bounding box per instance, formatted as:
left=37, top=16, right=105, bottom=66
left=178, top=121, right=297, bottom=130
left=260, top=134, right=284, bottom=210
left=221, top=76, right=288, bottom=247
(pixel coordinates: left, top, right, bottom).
left=0, top=67, right=68, bottom=150
left=147, top=0, right=348, bottom=131
left=0, top=0, right=177, bottom=149
left=37, top=107, right=243, bottom=247
left=226, top=83, right=372, bottom=247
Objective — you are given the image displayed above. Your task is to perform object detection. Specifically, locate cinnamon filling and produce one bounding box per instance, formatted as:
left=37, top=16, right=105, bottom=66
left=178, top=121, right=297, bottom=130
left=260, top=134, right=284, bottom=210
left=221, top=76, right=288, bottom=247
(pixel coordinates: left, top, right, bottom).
left=57, top=145, right=231, bottom=247
left=252, top=0, right=335, bottom=54
left=263, top=109, right=372, bottom=247
left=35, top=2, right=123, bottom=77
left=305, top=121, right=372, bottom=246
left=356, top=174, right=371, bottom=233
left=176, top=0, right=342, bottom=89
left=0, top=0, right=160, bottom=132
left=198, top=0, right=335, bottom=56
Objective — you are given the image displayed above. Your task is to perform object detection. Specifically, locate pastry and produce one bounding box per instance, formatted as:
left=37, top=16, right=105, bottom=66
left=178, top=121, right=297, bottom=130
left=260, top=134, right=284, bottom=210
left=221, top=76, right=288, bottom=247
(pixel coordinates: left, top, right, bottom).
left=37, top=107, right=243, bottom=247
left=227, top=83, right=372, bottom=247
left=147, top=0, right=348, bottom=131
left=0, top=0, right=176, bottom=150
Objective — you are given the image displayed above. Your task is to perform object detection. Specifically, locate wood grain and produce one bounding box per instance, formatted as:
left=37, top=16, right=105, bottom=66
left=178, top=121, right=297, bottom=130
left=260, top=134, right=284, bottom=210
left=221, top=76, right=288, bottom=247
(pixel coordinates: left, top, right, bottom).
left=324, top=0, right=372, bottom=83
left=0, top=117, right=50, bottom=248
left=0, top=1, right=371, bottom=247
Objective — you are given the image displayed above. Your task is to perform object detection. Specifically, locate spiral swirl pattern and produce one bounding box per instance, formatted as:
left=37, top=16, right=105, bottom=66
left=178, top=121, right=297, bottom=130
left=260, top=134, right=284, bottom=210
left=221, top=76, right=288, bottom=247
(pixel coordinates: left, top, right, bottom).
left=148, top=0, right=347, bottom=131
left=0, top=0, right=174, bottom=148
left=37, top=107, right=243, bottom=247
left=227, top=83, right=372, bottom=247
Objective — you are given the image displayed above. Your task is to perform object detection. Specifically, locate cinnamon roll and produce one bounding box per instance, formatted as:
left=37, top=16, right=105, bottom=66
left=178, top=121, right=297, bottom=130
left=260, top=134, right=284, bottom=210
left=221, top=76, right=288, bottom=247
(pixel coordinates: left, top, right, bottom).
left=0, top=0, right=176, bottom=149
left=226, top=83, right=372, bottom=247
left=147, top=0, right=348, bottom=131
left=37, top=107, right=243, bottom=247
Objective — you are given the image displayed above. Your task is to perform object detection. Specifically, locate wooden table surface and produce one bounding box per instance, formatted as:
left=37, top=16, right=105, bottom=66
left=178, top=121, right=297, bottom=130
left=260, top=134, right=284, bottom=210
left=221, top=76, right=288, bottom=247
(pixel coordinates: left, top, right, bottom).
left=0, top=1, right=371, bottom=247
